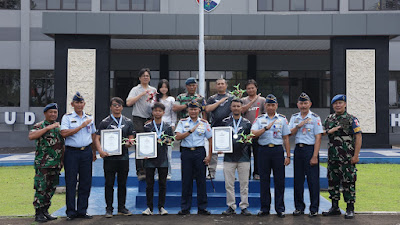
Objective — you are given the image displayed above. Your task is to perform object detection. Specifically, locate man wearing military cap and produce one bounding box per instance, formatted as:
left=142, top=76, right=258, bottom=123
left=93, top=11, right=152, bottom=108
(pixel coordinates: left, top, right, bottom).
left=175, top=101, right=212, bottom=215
left=251, top=94, right=291, bottom=218
left=29, top=103, right=64, bottom=223
left=173, top=77, right=207, bottom=120
left=322, top=94, right=362, bottom=219
left=289, top=92, right=323, bottom=217
left=61, top=92, right=97, bottom=221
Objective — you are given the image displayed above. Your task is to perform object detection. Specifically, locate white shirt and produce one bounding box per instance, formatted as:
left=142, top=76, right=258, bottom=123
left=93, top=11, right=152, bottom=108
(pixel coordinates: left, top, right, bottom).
left=150, top=96, right=177, bottom=127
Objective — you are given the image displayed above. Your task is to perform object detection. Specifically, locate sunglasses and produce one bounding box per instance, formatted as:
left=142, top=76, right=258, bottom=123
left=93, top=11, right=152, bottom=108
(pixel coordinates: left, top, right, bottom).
left=112, top=103, right=122, bottom=107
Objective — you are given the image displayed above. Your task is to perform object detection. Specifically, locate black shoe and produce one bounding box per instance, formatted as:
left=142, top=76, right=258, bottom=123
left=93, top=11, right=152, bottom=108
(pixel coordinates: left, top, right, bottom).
left=42, top=207, right=57, bottom=221
left=35, top=208, right=48, bottom=223
left=118, top=208, right=133, bottom=216
left=198, top=209, right=211, bottom=215
left=105, top=209, right=113, bottom=218
left=309, top=211, right=318, bottom=217
left=344, top=210, right=354, bottom=219
left=222, top=207, right=236, bottom=215
left=322, top=207, right=341, bottom=216
left=66, top=215, right=75, bottom=221
left=277, top=212, right=285, bottom=218
left=76, top=213, right=93, bottom=219
left=241, top=208, right=252, bottom=216
left=257, top=211, right=270, bottom=216
left=178, top=210, right=190, bottom=215
left=292, top=209, right=304, bottom=216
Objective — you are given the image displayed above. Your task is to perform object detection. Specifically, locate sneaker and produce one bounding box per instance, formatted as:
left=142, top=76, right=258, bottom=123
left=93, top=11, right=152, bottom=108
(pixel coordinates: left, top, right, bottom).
left=155, top=174, right=159, bottom=180
left=206, top=174, right=215, bottom=180
left=222, top=207, right=236, bottom=215
left=105, top=209, right=113, bottom=218
left=253, top=174, right=260, bottom=180
left=277, top=212, right=285, bottom=218
left=167, top=175, right=172, bottom=180
left=159, top=207, right=168, bottom=215
left=142, top=208, right=153, bottom=216
left=178, top=210, right=190, bottom=215
left=293, top=209, right=304, bottom=216
left=137, top=174, right=146, bottom=181
left=257, top=211, right=270, bottom=216
left=118, top=208, right=132, bottom=216
left=198, top=209, right=211, bottom=215
left=309, top=211, right=318, bottom=217
left=241, top=208, right=252, bottom=216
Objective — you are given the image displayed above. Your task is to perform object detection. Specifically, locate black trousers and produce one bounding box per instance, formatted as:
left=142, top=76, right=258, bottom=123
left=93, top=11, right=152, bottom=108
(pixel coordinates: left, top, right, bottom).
left=104, top=160, right=129, bottom=211
left=132, top=116, right=148, bottom=175
left=248, top=139, right=260, bottom=176
left=145, top=167, right=168, bottom=211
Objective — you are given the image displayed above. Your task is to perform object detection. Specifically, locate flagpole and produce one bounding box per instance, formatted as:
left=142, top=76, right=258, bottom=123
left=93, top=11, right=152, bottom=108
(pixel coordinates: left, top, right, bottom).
left=199, top=0, right=205, bottom=97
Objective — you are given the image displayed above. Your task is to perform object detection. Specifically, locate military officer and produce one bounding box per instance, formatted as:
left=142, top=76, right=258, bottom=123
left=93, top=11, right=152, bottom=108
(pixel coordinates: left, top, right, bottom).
left=29, top=103, right=64, bottom=223
left=175, top=101, right=212, bottom=215
left=322, top=94, right=362, bottom=219
left=173, top=77, right=207, bottom=120
left=251, top=94, right=291, bottom=218
left=60, top=92, right=97, bottom=221
left=289, top=93, right=323, bottom=217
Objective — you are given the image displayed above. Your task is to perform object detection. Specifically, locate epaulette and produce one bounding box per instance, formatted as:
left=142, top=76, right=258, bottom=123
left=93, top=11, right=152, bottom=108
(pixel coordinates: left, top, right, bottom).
left=311, top=112, right=319, bottom=118
left=257, top=114, right=264, bottom=118
left=66, top=112, right=73, bottom=115
left=86, top=113, right=92, bottom=116
left=292, top=112, right=299, bottom=117
left=180, top=118, right=189, bottom=121
left=278, top=114, right=286, bottom=118
left=200, top=118, right=209, bottom=123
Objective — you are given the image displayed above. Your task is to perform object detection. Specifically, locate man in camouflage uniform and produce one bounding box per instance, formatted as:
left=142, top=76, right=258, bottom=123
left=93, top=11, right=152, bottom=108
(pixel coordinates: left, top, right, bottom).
left=173, top=77, right=207, bottom=120
left=29, top=103, right=64, bottom=223
left=322, top=94, right=362, bottom=219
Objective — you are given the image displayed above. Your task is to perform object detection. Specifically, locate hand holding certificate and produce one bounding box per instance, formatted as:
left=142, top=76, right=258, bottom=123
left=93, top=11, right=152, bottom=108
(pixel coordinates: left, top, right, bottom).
left=136, top=132, right=158, bottom=159
left=101, top=129, right=122, bottom=156
left=212, top=127, right=233, bottom=153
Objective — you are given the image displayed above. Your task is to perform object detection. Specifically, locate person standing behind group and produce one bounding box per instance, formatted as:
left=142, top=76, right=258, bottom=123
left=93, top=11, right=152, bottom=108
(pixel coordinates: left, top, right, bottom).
left=60, top=92, right=97, bottom=221
left=173, top=77, right=207, bottom=120
left=142, top=102, right=174, bottom=216
left=288, top=93, right=323, bottom=217
left=241, top=79, right=266, bottom=180
left=95, top=97, right=135, bottom=218
left=126, top=68, right=157, bottom=181
left=150, top=79, right=177, bottom=180
left=29, top=103, right=64, bottom=223
left=205, top=78, right=234, bottom=179
left=251, top=94, right=291, bottom=218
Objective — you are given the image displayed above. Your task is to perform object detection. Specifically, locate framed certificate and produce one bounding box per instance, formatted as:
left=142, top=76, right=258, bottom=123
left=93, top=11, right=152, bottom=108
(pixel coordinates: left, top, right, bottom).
left=101, top=129, right=122, bottom=156
left=212, top=127, right=233, bottom=153
left=136, top=132, right=157, bottom=159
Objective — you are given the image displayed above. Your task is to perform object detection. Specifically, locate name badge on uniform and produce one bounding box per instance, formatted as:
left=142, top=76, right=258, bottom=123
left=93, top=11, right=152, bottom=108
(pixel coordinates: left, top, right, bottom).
left=87, top=125, right=91, bottom=133
left=273, top=131, right=278, bottom=138
left=302, top=127, right=307, bottom=135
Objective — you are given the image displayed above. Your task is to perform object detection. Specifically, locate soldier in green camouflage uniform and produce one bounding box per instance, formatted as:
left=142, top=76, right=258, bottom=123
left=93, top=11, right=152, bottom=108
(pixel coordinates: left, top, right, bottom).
left=29, top=103, right=64, bottom=223
left=173, top=77, right=207, bottom=120
left=322, top=95, right=362, bottom=219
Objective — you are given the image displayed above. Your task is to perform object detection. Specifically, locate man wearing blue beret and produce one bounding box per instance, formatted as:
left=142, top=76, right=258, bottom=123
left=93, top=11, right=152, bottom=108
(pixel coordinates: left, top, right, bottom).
left=322, top=94, right=362, bottom=219
left=29, top=103, right=64, bottom=223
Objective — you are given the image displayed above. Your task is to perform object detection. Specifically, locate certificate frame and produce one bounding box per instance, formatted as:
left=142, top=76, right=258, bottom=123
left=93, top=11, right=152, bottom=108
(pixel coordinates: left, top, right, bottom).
left=212, top=126, right=233, bottom=153
left=136, top=132, right=158, bottom=159
left=101, top=129, right=122, bottom=156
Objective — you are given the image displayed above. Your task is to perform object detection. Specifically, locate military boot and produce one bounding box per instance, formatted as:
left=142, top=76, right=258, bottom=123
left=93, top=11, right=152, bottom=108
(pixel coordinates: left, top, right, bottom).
left=344, top=203, right=355, bottom=219
left=43, top=206, right=57, bottom=220
left=35, top=208, right=48, bottom=223
left=322, top=200, right=341, bottom=216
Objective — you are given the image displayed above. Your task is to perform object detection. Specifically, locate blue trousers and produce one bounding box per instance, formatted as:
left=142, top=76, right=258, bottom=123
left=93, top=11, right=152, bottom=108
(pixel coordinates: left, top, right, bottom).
left=64, top=146, right=93, bottom=217
left=294, top=145, right=320, bottom=212
left=258, top=145, right=285, bottom=213
left=180, top=147, right=207, bottom=211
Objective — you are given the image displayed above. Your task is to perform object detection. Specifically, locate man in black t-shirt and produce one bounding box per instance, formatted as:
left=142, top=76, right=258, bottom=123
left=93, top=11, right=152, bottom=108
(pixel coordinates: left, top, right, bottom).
left=95, top=97, right=135, bottom=218
left=221, top=98, right=252, bottom=216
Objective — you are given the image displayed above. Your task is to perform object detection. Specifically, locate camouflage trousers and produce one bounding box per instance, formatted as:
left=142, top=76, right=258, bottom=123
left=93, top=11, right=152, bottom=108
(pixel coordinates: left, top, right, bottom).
left=33, top=168, right=60, bottom=209
left=327, top=160, right=357, bottom=203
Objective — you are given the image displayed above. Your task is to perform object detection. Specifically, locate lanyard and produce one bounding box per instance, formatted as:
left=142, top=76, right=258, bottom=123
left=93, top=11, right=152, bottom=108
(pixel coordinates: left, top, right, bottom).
left=232, top=116, right=242, bottom=134
left=111, top=114, right=122, bottom=128
left=153, top=120, right=163, bottom=138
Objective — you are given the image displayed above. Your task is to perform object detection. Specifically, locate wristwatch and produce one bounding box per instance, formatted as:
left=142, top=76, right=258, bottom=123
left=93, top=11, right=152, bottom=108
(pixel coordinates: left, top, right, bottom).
left=264, top=126, right=269, bottom=131
left=286, top=156, right=291, bottom=159
left=188, top=130, right=193, bottom=134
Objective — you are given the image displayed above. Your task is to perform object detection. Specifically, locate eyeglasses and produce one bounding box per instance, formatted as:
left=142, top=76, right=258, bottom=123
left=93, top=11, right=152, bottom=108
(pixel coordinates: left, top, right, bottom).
left=112, top=103, right=122, bottom=107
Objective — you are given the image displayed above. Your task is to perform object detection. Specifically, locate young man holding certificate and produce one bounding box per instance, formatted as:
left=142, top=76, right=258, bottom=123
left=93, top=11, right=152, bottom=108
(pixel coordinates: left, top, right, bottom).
left=95, top=97, right=135, bottom=218
left=142, top=102, right=174, bottom=216
left=221, top=98, right=252, bottom=216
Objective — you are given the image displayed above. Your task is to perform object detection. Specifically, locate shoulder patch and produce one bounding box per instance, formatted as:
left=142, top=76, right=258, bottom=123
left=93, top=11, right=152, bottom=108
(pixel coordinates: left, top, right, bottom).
left=66, top=112, right=73, bottom=115
left=278, top=114, right=286, bottom=119
left=257, top=114, right=264, bottom=118
left=311, top=112, right=319, bottom=118
left=86, top=113, right=92, bottom=116
left=200, top=118, right=209, bottom=123
left=292, top=112, right=299, bottom=117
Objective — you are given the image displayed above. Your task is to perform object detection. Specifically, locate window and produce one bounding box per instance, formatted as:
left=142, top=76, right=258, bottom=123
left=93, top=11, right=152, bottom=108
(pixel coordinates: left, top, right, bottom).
left=101, top=0, right=160, bottom=11
left=389, top=72, right=400, bottom=108
left=256, top=71, right=330, bottom=108
left=31, top=0, right=91, bottom=10
left=349, top=0, right=400, bottom=10
left=30, top=71, right=55, bottom=107
left=0, top=0, right=20, bottom=9
left=258, top=0, right=273, bottom=10
left=0, top=70, right=20, bottom=107
left=291, top=0, right=305, bottom=11
left=258, top=0, right=339, bottom=11
left=323, top=0, right=339, bottom=10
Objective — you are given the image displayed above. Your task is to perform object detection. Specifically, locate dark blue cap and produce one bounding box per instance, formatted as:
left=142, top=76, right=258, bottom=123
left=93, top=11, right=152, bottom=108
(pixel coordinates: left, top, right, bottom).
left=185, top=77, right=197, bottom=85
left=43, top=103, right=58, bottom=113
left=188, top=100, right=201, bottom=108
left=265, top=94, right=277, bottom=104
left=298, top=92, right=311, bottom=102
left=73, top=92, right=84, bottom=102
left=331, top=94, right=346, bottom=105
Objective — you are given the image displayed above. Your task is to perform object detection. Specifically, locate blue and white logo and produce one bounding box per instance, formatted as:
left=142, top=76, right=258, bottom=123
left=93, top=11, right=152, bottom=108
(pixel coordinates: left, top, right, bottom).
left=196, top=0, right=221, bottom=12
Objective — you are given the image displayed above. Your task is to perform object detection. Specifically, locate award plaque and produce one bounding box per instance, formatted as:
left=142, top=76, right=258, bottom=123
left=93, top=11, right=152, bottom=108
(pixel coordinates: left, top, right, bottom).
left=136, top=132, right=158, bottom=159
left=212, top=126, right=233, bottom=153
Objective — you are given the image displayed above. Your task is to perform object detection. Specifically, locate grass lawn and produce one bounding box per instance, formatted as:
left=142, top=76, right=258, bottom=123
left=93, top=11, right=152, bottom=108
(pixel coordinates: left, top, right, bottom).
left=0, top=166, right=65, bottom=216
left=320, top=163, right=400, bottom=211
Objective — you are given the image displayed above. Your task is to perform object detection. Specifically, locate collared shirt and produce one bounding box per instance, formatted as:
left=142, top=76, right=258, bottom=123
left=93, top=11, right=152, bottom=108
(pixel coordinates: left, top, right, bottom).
left=144, top=121, right=174, bottom=168
left=207, top=92, right=234, bottom=127
left=126, top=84, right=157, bottom=118
left=222, top=116, right=251, bottom=162
left=251, top=112, right=291, bottom=146
left=175, top=117, right=212, bottom=147
left=174, top=92, right=206, bottom=120
left=289, top=110, right=324, bottom=145
left=31, top=120, right=64, bottom=169
left=61, top=111, right=96, bottom=147
left=96, top=115, right=135, bottom=161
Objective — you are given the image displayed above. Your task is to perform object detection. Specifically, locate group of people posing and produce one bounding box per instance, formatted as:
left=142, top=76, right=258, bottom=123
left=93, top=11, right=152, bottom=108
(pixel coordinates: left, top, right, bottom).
left=29, top=68, right=362, bottom=223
